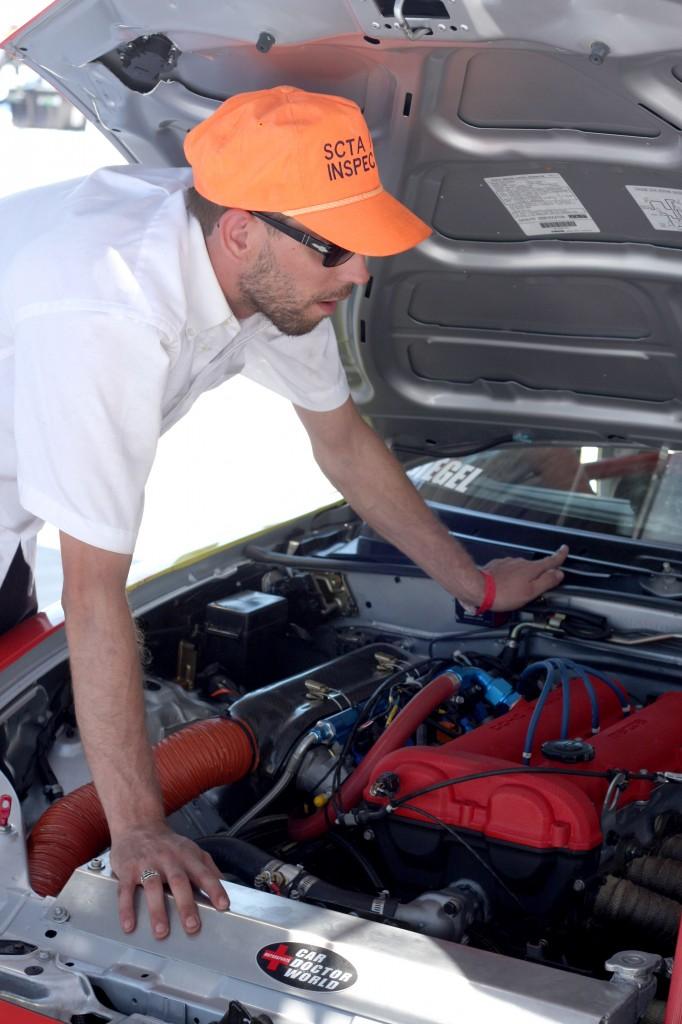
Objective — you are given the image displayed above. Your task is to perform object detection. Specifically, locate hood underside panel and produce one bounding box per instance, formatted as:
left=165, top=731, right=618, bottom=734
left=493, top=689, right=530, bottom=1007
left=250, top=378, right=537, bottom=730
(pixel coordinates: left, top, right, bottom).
left=5, top=0, right=682, bottom=451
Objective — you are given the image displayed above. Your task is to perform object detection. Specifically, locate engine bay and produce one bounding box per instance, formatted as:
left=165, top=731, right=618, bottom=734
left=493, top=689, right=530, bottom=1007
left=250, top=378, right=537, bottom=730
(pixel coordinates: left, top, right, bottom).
left=2, top=519, right=682, bottom=1023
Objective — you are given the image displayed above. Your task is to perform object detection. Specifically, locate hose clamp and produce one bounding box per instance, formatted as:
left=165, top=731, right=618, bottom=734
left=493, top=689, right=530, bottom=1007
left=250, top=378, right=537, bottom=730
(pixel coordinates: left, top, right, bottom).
left=370, top=894, right=387, bottom=915
left=294, top=873, right=318, bottom=898
left=603, top=771, right=628, bottom=815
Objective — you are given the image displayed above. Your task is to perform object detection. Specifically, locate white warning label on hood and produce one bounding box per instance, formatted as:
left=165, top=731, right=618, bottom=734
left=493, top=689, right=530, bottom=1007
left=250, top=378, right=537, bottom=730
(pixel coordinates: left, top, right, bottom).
left=626, top=185, right=682, bottom=231
left=485, top=173, right=599, bottom=236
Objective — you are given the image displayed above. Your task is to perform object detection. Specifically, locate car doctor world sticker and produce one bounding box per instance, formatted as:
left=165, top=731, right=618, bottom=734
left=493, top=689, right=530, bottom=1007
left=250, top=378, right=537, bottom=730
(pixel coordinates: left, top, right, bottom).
left=257, top=942, right=357, bottom=991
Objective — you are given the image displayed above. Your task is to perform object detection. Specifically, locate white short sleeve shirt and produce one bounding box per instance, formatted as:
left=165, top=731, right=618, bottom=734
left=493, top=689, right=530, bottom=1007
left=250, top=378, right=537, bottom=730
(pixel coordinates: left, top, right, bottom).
left=0, top=166, right=350, bottom=584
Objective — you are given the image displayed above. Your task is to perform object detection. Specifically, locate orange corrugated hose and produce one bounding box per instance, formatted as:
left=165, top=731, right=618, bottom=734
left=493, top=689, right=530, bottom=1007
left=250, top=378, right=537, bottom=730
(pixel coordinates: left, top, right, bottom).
left=28, top=717, right=257, bottom=896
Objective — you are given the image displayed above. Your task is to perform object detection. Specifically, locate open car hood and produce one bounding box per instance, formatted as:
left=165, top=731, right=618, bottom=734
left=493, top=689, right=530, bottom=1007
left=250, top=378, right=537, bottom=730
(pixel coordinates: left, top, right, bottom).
left=5, top=0, right=682, bottom=455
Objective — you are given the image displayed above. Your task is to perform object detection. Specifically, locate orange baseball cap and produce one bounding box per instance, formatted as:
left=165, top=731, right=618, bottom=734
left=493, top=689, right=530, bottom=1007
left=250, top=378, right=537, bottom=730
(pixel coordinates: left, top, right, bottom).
left=184, top=85, right=431, bottom=257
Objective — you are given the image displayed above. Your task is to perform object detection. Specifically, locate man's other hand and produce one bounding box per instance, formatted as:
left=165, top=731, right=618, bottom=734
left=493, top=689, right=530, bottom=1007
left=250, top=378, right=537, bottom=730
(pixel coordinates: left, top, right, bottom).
left=484, top=544, right=569, bottom=611
left=110, top=822, right=229, bottom=938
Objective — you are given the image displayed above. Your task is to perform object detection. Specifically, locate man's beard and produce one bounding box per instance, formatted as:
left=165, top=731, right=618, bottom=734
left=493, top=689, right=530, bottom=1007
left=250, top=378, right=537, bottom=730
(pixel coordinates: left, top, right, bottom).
left=238, top=240, right=351, bottom=336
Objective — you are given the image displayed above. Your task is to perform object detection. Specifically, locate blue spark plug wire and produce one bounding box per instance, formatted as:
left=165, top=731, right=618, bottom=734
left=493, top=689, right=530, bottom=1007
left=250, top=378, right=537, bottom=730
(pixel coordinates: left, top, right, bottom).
left=561, top=659, right=600, bottom=733
left=572, top=663, right=631, bottom=715
left=519, top=658, right=631, bottom=764
left=520, top=660, right=559, bottom=763
left=558, top=660, right=571, bottom=740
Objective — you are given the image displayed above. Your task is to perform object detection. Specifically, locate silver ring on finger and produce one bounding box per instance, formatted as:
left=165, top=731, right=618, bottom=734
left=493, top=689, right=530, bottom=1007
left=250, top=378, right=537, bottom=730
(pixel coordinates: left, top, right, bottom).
left=139, top=867, right=161, bottom=885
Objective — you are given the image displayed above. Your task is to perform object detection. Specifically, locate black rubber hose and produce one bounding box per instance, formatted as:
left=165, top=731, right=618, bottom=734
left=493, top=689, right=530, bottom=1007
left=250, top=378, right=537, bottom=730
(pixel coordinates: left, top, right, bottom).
left=244, top=542, right=424, bottom=577
left=301, top=878, right=400, bottom=918
left=196, top=835, right=400, bottom=918
left=626, top=857, right=682, bottom=903
left=198, top=835, right=271, bottom=880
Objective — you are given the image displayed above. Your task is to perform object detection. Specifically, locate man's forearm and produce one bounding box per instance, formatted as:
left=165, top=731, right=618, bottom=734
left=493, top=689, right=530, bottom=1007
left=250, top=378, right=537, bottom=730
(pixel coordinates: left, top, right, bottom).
left=314, top=419, right=486, bottom=609
left=59, top=533, right=229, bottom=938
left=65, top=592, right=164, bottom=838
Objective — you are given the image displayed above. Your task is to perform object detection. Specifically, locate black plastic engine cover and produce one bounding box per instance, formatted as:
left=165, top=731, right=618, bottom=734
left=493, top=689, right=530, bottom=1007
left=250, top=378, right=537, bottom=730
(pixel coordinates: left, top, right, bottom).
left=230, top=644, right=412, bottom=776
left=373, top=814, right=600, bottom=921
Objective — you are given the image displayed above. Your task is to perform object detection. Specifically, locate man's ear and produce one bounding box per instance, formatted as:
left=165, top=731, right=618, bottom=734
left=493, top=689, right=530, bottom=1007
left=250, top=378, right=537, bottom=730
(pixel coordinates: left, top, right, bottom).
left=216, top=208, right=260, bottom=261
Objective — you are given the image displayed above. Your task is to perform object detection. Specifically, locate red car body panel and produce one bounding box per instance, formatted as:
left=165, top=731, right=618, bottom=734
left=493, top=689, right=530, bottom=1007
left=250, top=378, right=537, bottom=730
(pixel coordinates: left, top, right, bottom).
left=0, top=1000, right=58, bottom=1023
left=0, top=614, right=63, bottom=673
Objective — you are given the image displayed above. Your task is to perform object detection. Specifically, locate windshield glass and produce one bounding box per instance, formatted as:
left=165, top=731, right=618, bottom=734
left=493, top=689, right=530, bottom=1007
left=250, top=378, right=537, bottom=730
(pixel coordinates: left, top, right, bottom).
left=408, top=445, right=682, bottom=546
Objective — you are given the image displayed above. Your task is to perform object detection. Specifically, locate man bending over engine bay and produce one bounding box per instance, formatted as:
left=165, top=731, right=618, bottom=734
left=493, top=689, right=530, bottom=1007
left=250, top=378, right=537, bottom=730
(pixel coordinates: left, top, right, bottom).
left=0, top=86, right=568, bottom=939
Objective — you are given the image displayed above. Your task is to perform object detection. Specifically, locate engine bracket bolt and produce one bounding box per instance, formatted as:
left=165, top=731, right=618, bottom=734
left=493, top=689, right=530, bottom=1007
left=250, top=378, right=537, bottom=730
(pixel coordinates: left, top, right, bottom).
left=256, top=31, right=276, bottom=53
left=590, top=40, right=610, bottom=65
left=50, top=905, right=70, bottom=923
left=88, top=858, right=104, bottom=872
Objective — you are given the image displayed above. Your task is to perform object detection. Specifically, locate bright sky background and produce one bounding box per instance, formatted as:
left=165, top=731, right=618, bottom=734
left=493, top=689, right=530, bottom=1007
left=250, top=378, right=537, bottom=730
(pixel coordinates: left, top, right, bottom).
left=0, top=2, right=50, bottom=44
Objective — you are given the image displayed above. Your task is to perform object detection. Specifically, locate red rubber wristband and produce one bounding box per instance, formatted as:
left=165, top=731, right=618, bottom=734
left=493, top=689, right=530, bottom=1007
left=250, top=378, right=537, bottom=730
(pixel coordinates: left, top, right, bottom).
left=474, top=571, right=496, bottom=615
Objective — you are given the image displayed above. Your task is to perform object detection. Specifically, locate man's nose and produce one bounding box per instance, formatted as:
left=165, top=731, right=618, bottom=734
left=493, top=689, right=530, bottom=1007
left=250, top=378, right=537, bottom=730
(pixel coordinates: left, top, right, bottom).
left=340, top=253, right=370, bottom=286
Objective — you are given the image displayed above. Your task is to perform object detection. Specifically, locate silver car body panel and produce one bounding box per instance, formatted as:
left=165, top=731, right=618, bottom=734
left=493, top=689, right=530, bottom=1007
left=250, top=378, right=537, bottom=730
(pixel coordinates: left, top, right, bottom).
left=0, top=813, right=636, bottom=1024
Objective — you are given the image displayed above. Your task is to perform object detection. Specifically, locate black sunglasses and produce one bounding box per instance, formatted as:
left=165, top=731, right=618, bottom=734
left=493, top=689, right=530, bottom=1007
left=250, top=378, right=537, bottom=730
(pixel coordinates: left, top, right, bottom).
left=251, top=211, right=354, bottom=268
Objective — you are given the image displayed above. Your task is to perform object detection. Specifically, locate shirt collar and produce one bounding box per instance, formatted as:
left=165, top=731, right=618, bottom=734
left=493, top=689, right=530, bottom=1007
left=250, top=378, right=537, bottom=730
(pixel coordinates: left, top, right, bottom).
left=184, top=212, right=236, bottom=335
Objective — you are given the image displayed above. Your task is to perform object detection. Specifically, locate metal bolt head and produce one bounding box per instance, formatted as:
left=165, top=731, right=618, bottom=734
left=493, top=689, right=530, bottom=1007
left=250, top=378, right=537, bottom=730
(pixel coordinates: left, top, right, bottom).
left=88, top=858, right=104, bottom=872
left=50, top=905, right=70, bottom=922
left=256, top=31, right=276, bottom=53
left=371, top=21, right=380, bottom=28
left=589, top=40, right=610, bottom=65
left=573, top=878, right=586, bottom=892
left=37, top=951, right=51, bottom=961
left=363, top=829, right=375, bottom=841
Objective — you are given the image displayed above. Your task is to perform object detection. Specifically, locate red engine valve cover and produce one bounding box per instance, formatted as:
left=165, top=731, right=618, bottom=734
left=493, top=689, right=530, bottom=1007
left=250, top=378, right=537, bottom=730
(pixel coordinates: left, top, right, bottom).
left=365, top=683, right=682, bottom=853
